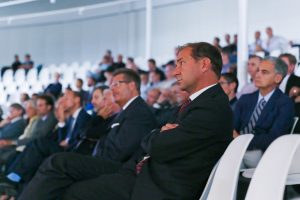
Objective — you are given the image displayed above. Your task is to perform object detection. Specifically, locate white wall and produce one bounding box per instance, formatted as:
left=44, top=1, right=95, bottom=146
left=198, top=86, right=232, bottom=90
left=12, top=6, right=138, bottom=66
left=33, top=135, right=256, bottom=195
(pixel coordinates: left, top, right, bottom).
left=0, top=0, right=299, bottom=67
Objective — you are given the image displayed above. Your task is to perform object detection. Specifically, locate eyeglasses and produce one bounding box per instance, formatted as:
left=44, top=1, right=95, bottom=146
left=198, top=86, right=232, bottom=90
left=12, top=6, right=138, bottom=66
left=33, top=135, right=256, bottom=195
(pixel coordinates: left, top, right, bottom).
left=110, top=80, right=131, bottom=88
left=219, top=81, right=231, bottom=85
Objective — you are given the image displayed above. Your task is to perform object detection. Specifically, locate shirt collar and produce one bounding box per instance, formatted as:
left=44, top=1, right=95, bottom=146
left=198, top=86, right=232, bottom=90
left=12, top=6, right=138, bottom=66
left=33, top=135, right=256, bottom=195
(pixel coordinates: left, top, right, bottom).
left=258, top=88, right=275, bottom=103
left=11, top=116, right=22, bottom=123
left=72, top=108, right=82, bottom=120
left=189, top=84, right=217, bottom=101
left=123, top=96, right=138, bottom=110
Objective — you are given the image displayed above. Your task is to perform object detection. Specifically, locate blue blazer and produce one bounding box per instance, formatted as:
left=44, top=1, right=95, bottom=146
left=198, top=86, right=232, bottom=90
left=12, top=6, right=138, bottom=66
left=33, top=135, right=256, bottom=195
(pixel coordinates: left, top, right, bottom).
left=58, top=109, right=91, bottom=150
left=234, top=88, right=295, bottom=150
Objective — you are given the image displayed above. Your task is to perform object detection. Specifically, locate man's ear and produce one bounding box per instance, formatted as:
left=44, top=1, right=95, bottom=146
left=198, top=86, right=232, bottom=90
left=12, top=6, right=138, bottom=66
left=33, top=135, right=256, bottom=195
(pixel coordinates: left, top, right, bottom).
left=274, top=74, right=283, bottom=84
left=200, top=57, right=211, bottom=72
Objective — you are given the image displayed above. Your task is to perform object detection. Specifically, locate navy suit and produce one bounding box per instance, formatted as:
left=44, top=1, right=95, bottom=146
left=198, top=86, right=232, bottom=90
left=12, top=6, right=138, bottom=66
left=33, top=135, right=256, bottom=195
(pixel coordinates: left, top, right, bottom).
left=234, top=88, right=294, bottom=150
left=19, top=85, right=232, bottom=200
left=6, top=109, right=91, bottom=183
left=44, top=82, right=62, bottom=98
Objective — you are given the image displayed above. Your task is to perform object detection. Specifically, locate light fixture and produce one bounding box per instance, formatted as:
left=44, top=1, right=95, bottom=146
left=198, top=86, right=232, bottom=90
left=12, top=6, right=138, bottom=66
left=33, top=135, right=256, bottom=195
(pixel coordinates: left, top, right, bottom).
left=50, top=0, right=56, bottom=4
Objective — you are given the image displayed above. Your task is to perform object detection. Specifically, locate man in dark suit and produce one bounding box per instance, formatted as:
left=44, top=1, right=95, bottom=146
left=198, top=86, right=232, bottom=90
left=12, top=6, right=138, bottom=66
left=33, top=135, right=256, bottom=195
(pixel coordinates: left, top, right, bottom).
left=0, top=103, right=26, bottom=140
left=19, top=42, right=232, bottom=200
left=0, top=90, right=91, bottom=190
left=234, top=57, right=294, bottom=168
left=44, top=72, right=62, bottom=99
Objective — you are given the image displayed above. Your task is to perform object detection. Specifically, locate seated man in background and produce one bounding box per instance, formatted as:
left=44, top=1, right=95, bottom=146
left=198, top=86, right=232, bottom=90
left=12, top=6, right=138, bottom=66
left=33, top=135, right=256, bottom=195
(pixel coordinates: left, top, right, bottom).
left=234, top=57, right=294, bottom=168
left=237, top=55, right=262, bottom=98
left=19, top=42, right=233, bottom=200
left=0, top=95, right=57, bottom=166
left=44, top=72, right=62, bottom=99
left=0, top=90, right=91, bottom=194
left=0, top=103, right=26, bottom=140
left=219, top=72, right=239, bottom=110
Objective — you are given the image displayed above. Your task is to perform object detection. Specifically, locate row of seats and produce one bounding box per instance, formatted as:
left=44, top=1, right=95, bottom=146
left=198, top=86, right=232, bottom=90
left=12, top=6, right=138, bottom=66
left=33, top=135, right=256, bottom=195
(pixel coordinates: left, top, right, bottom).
left=201, top=132, right=300, bottom=200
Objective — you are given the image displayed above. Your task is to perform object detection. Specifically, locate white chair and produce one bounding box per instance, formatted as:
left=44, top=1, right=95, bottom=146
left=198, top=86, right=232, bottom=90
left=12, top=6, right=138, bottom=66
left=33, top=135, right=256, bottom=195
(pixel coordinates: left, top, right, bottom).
left=291, top=117, right=299, bottom=134
left=2, top=69, right=13, bottom=86
left=245, top=135, right=300, bottom=200
left=14, top=69, right=26, bottom=86
left=199, top=134, right=254, bottom=200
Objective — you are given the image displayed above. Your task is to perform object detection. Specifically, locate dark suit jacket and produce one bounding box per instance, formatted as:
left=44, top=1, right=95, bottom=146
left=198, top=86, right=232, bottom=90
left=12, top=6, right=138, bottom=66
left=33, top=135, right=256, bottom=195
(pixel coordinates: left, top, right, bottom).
left=130, top=84, right=233, bottom=200
left=16, top=112, right=57, bottom=146
left=44, top=82, right=62, bottom=98
left=0, top=118, right=26, bottom=140
left=58, top=109, right=91, bottom=150
left=234, top=88, right=294, bottom=150
left=97, top=96, right=158, bottom=163
left=285, top=73, right=300, bottom=95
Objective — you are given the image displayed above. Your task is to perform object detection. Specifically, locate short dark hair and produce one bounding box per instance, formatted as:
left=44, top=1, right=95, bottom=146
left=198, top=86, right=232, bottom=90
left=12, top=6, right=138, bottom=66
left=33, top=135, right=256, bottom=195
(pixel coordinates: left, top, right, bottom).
left=220, top=72, right=239, bottom=93
left=93, top=85, right=109, bottom=95
left=76, top=78, right=83, bottom=85
left=148, top=58, right=156, bottom=66
left=10, top=103, right=25, bottom=116
left=37, top=94, right=54, bottom=109
left=279, top=53, right=297, bottom=65
left=249, top=54, right=263, bottom=61
left=113, top=68, right=141, bottom=93
left=177, top=42, right=223, bottom=78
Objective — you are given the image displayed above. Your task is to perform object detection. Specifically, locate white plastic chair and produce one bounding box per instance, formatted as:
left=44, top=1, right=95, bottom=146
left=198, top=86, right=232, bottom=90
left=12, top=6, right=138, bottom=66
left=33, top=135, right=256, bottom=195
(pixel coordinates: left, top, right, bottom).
left=2, top=69, right=13, bottom=86
left=245, top=135, right=300, bottom=200
left=14, top=68, right=26, bottom=86
left=199, top=134, right=254, bottom=200
left=290, top=117, right=299, bottom=134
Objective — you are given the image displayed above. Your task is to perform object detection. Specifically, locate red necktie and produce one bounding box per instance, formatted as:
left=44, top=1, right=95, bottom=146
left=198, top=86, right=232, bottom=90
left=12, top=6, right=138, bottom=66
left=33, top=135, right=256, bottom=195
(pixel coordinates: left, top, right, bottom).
left=179, top=98, right=191, bottom=113
left=136, top=156, right=150, bottom=175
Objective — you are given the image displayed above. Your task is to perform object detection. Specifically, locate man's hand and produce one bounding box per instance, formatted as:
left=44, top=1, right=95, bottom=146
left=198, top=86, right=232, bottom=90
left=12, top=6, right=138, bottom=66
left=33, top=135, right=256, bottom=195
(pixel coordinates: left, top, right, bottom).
left=233, top=130, right=240, bottom=138
left=0, top=140, right=13, bottom=148
left=98, top=103, right=114, bottom=119
left=59, top=140, right=69, bottom=148
left=160, top=123, right=179, bottom=132
left=289, top=86, right=300, bottom=98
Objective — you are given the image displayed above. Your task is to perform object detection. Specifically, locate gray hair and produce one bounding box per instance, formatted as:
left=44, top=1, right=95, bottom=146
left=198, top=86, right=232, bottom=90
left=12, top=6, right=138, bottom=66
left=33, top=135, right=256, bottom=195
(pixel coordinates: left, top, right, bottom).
left=264, top=56, right=288, bottom=79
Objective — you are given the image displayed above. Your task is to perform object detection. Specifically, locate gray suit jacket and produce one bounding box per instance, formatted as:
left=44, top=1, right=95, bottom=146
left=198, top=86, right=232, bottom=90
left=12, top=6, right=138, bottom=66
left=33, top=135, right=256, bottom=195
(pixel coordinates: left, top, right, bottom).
left=16, top=112, right=57, bottom=146
left=0, top=118, right=27, bottom=140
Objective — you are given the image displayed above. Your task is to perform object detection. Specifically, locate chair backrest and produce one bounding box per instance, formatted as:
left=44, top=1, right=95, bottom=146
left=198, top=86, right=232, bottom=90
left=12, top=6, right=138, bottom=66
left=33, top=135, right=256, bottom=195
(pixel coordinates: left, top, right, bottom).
left=245, top=135, right=300, bottom=200
left=290, top=117, right=299, bottom=134
left=200, top=134, right=254, bottom=200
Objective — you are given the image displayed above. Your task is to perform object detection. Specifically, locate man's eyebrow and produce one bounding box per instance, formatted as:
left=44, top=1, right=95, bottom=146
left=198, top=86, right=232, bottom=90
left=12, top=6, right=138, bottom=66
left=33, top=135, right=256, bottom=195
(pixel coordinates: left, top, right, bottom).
left=176, top=58, right=183, bottom=63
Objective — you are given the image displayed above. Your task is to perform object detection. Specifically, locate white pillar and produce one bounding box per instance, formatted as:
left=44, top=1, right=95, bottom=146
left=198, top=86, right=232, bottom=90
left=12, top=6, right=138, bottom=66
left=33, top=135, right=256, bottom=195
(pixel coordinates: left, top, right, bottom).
left=145, top=0, right=152, bottom=59
left=237, top=0, right=248, bottom=91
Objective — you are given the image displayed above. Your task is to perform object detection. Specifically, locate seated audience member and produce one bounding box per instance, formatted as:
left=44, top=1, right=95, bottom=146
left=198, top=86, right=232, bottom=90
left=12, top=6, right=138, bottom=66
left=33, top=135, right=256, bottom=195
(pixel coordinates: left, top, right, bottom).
left=0, top=69, right=157, bottom=198
left=237, top=55, right=262, bottom=98
left=262, top=27, right=290, bottom=54
left=234, top=57, right=294, bottom=168
left=213, top=36, right=222, bottom=50
left=126, top=57, right=139, bottom=72
left=158, top=61, right=176, bottom=89
left=86, top=75, right=97, bottom=103
left=44, top=72, right=62, bottom=99
left=19, top=42, right=233, bottom=200
left=75, top=86, right=120, bottom=154
left=19, top=93, right=30, bottom=107
left=0, top=103, right=26, bottom=140
left=249, top=31, right=264, bottom=55
left=219, top=72, right=239, bottom=110
left=11, top=55, right=22, bottom=74
left=147, top=58, right=165, bottom=81
left=20, top=54, right=34, bottom=74
left=112, top=54, right=126, bottom=70
left=0, top=100, right=38, bottom=165
left=221, top=51, right=236, bottom=74
left=278, top=53, right=300, bottom=95
left=146, top=88, right=161, bottom=107
left=149, top=69, right=164, bottom=87
left=139, top=70, right=150, bottom=99
left=74, top=78, right=89, bottom=105
left=0, top=90, right=91, bottom=193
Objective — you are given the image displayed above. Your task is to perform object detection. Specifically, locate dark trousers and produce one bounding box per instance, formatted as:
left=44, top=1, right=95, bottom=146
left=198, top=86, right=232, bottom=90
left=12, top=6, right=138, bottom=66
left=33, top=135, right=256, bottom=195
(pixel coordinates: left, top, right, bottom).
left=7, top=138, right=63, bottom=182
left=18, top=153, right=134, bottom=200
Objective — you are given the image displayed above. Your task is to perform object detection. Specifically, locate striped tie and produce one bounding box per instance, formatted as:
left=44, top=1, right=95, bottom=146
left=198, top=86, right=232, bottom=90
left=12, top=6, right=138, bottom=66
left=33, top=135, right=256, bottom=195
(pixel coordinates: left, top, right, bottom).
left=241, top=98, right=266, bottom=134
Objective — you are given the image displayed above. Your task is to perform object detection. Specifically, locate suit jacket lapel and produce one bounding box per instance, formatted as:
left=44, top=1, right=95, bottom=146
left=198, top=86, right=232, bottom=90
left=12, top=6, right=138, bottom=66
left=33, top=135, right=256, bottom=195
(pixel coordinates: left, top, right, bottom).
left=256, top=88, right=281, bottom=125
